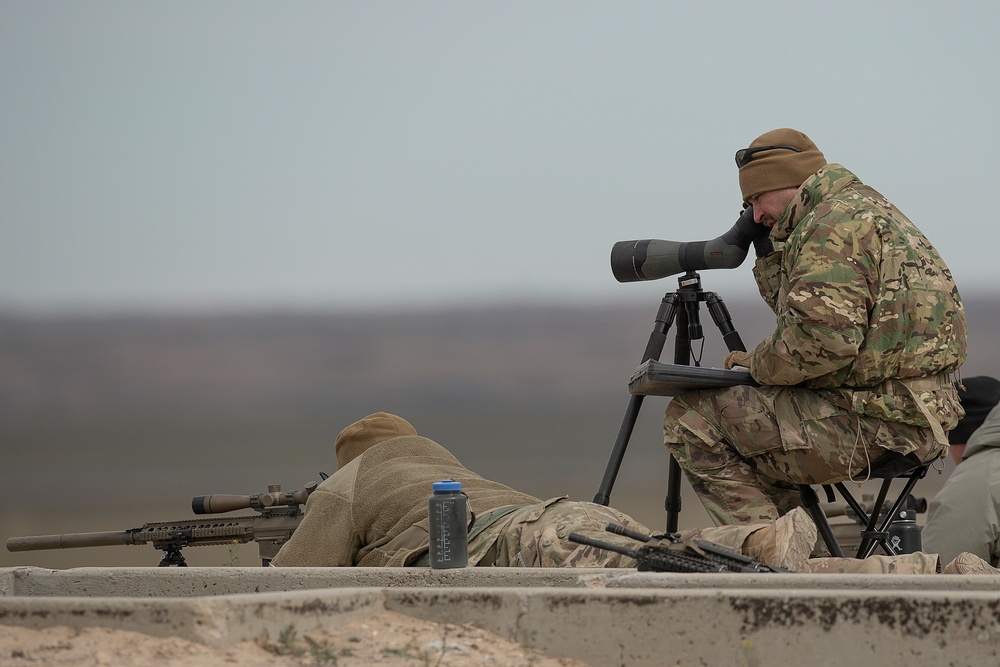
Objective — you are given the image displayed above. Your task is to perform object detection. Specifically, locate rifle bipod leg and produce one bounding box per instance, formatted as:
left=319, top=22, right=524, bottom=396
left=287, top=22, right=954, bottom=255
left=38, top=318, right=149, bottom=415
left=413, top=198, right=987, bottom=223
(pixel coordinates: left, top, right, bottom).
left=158, top=548, right=188, bottom=567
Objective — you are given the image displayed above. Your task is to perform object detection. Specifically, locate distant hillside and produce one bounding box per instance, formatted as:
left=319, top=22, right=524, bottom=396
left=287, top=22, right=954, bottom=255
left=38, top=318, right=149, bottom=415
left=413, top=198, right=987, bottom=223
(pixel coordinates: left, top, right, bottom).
left=2, top=291, right=998, bottom=568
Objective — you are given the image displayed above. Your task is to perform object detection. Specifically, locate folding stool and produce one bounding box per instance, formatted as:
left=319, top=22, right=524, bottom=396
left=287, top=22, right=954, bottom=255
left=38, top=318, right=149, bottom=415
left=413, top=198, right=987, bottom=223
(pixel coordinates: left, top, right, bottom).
left=798, top=451, right=931, bottom=559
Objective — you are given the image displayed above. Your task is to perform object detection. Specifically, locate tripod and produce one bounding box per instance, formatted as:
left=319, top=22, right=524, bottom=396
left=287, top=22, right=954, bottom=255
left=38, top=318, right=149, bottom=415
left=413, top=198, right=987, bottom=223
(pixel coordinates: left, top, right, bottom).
left=593, top=271, right=747, bottom=532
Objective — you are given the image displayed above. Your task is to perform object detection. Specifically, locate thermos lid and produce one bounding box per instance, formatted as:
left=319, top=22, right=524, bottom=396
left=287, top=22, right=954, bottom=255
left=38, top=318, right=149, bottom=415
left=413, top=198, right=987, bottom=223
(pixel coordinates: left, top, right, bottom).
left=433, top=479, right=462, bottom=492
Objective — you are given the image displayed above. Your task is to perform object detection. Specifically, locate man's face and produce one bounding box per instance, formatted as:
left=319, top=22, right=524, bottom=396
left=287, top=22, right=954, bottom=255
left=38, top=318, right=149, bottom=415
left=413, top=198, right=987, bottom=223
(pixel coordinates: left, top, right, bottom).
left=747, top=188, right=797, bottom=227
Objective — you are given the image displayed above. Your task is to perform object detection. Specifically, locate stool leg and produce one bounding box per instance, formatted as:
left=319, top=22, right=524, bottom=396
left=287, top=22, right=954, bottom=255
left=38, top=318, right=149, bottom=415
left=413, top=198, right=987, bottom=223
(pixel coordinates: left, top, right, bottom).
left=798, top=485, right=844, bottom=558
left=850, top=479, right=894, bottom=559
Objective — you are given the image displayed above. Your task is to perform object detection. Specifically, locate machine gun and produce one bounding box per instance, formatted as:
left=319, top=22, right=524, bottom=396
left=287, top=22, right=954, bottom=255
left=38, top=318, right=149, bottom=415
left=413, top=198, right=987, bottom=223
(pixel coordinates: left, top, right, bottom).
left=568, top=523, right=789, bottom=573
left=5, top=480, right=322, bottom=566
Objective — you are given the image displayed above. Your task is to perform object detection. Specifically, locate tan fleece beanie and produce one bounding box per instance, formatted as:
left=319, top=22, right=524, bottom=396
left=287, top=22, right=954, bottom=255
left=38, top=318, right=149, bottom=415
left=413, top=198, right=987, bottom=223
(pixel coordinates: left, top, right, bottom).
left=738, top=128, right=827, bottom=201
left=335, top=412, right=418, bottom=468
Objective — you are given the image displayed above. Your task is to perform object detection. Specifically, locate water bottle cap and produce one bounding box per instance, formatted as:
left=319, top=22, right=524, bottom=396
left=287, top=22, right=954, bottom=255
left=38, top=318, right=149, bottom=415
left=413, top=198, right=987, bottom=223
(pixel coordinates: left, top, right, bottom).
left=433, top=479, right=462, bottom=492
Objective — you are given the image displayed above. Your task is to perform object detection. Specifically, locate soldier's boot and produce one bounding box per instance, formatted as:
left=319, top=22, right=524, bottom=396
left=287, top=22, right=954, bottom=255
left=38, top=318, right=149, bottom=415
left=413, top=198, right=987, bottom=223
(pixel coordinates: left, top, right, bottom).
left=942, top=552, right=1000, bottom=575
left=742, top=507, right=817, bottom=572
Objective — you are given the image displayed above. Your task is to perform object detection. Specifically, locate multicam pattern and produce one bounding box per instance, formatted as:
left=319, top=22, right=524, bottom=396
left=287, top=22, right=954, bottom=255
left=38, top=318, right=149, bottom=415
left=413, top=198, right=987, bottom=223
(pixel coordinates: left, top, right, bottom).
left=749, top=164, right=965, bottom=422
left=466, top=497, right=946, bottom=573
left=468, top=498, right=646, bottom=567
left=664, top=164, right=966, bottom=525
left=663, top=385, right=946, bottom=524
left=468, top=498, right=774, bottom=568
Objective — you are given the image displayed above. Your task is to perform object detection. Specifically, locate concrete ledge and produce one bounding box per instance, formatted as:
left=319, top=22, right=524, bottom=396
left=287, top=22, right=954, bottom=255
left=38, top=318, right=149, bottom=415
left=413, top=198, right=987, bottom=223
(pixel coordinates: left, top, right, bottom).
left=0, top=587, right=386, bottom=646
left=389, top=587, right=1000, bottom=666
left=1, top=565, right=610, bottom=598
left=4, top=565, right=1000, bottom=597
left=3, top=567, right=1000, bottom=666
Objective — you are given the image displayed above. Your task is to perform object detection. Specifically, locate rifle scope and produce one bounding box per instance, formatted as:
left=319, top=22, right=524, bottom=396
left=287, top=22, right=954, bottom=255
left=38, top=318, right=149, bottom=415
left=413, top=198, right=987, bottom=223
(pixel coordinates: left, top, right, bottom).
left=192, top=482, right=317, bottom=515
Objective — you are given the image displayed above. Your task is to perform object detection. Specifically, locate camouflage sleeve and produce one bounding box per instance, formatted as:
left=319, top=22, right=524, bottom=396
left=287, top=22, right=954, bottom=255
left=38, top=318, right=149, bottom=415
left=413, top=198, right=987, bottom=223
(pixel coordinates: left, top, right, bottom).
left=751, top=247, right=783, bottom=312
left=748, top=205, right=877, bottom=386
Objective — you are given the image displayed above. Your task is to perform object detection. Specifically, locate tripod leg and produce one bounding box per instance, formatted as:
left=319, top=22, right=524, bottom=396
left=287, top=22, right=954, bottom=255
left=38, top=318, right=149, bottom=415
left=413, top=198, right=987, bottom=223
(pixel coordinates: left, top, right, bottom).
left=664, top=457, right=683, bottom=532
left=594, top=395, right=645, bottom=505
left=593, top=295, right=679, bottom=506
left=663, top=291, right=746, bottom=532
left=705, top=293, right=747, bottom=354
left=662, top=306, right=695, bottom=532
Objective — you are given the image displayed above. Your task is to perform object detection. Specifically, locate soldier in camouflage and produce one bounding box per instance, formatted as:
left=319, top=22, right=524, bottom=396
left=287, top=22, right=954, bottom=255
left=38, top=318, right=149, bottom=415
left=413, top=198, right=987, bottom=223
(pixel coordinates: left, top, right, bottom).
left=272, top=412, right=768, bottom=569
left=662, top=128, right=967, bottom=526
left=272, top=412, right=998, bottom=575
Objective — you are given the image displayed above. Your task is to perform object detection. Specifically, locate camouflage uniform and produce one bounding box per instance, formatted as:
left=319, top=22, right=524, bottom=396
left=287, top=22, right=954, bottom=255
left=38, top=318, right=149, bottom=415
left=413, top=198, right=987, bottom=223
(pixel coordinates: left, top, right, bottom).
left=469, top=498, right=646, bottom=567
left=470, top=500, right=945, bottom=574
left=468, top=498, right=775, bottom=568
left=271, top=416, right=948, bottom=574
left=663, top=164, right=967, bottom=525
left=270, top=431, right=772, bottom=569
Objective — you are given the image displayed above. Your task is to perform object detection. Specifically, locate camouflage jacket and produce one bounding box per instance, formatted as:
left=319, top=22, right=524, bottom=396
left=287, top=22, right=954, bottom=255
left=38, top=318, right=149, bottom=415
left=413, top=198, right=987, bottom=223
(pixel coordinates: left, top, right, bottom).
left=747, top=164, right=966, bottom=439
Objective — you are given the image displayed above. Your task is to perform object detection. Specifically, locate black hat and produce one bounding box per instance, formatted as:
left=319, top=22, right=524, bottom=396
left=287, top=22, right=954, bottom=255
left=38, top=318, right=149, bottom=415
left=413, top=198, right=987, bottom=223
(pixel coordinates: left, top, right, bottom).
left=950, top=376, right=1000, bottom=444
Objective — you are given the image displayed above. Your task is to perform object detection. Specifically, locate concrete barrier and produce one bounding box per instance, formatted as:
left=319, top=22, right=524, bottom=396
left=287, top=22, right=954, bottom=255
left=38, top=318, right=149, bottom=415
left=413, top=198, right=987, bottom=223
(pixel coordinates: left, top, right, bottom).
left=3, top=566, right=1000, bottom=666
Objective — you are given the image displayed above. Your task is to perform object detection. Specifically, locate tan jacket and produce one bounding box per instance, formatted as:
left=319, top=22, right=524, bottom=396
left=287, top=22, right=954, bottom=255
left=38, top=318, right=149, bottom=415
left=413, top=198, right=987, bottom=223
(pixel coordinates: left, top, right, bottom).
left=270, top=435, right=539, bottom=567
left=922, top=404, right=1000, bottom=565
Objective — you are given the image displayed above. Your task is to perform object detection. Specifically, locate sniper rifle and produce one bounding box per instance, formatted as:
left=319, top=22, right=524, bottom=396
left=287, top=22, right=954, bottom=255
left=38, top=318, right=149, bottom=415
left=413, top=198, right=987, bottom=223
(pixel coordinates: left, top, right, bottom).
left=5, top=480, right=324, bottom=566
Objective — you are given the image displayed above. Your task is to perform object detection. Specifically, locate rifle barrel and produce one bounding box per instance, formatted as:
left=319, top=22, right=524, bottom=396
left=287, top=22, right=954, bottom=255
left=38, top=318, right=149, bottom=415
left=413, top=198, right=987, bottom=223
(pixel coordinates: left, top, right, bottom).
left=6, top=530, right=136, bottom=552
left=567, top=532, right=639, bottom=558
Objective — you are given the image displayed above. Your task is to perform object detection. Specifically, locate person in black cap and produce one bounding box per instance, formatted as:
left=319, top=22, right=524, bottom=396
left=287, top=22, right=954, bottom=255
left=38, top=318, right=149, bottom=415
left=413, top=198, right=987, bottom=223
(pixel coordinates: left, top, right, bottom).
left=922, top=376, right=1000, bottom=566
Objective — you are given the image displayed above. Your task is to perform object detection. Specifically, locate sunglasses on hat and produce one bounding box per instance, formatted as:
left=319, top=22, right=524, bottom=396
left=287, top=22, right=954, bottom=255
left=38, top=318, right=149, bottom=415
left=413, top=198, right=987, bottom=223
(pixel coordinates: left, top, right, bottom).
left=735, top=144, right=802, bottom=168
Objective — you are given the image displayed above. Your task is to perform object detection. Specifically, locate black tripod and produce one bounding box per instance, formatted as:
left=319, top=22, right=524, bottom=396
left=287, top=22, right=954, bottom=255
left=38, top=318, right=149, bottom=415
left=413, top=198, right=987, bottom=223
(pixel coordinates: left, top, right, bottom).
left=593, top=271, right=746, bottom=532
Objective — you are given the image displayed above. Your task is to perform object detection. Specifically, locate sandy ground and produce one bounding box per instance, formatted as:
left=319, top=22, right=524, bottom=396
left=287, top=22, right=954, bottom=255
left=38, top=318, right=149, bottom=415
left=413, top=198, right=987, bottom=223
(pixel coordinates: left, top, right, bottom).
left=0, top=610, right=590, bottom=667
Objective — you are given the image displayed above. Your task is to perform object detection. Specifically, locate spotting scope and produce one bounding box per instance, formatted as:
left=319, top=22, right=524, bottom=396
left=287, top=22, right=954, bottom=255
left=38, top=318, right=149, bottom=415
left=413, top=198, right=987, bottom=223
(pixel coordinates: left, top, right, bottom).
left=611, top=206, right=767, bottom=282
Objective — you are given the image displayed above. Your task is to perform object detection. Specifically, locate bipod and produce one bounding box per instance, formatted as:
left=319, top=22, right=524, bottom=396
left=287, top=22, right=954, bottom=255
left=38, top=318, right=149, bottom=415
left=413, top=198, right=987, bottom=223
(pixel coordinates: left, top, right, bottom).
left=593, top=271, right=746, bottom=532
left=158, top=546, right=188, bottom=567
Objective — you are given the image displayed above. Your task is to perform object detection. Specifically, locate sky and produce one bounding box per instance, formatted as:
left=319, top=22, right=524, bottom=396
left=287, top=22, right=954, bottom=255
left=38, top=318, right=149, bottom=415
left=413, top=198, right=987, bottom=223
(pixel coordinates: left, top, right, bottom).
left=2, top=1, right=997, bottom=314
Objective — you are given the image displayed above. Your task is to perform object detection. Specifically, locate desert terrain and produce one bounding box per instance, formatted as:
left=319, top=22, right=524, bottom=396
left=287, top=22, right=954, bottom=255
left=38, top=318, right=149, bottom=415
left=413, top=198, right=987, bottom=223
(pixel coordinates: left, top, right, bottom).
left=2, top=293, right=998, bottom=665
left=2, top=291, right=998, bottom=570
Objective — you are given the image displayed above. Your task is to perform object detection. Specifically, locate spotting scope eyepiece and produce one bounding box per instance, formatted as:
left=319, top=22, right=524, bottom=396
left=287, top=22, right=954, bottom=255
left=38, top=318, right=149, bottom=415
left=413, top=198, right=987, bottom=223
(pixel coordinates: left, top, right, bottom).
left=611, top=206, right=767, bottom=283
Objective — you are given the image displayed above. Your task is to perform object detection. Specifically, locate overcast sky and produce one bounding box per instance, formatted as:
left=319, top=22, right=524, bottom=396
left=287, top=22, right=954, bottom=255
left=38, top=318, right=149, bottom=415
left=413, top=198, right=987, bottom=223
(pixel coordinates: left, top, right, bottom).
left=2, top=1, right=996, bottom=314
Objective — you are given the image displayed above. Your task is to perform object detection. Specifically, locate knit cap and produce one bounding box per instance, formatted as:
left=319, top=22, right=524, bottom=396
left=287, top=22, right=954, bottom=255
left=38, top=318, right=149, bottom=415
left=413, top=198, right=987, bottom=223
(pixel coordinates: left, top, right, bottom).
left=335, top=412, right=418, bottom=468
left=738, top=128, right=827, bottom=201
left=950, top=376, right=1000, bottom=444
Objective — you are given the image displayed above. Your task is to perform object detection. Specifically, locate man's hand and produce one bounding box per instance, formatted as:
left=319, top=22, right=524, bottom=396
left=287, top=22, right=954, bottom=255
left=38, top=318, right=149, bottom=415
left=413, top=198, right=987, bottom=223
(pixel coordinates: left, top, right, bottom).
left=724, top=350, right=752, bottom=370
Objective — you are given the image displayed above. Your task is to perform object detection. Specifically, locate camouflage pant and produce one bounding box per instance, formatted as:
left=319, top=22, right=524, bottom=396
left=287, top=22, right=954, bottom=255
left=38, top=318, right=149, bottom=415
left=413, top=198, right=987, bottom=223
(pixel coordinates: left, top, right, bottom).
left=468, top=498, right=943, bottom=574
left=470, top=498, right=649, bottom=567
left=662, top=385, right=943, bottom=525
left=469, top=498, right=763, bottom=568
